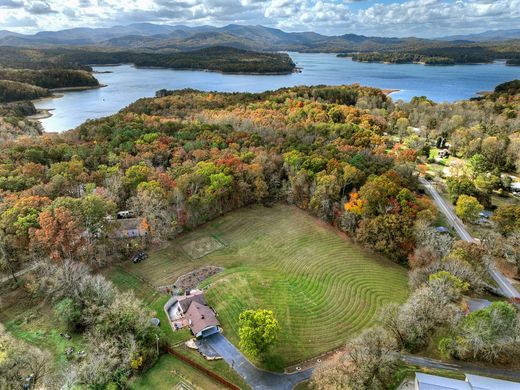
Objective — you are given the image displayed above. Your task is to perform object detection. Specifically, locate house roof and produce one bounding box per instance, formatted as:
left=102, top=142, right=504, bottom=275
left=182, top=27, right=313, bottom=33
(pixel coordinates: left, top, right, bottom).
left=416, top=373, right=471, bottom=390
left=176, top=291, right=207, bottom=313
left=186, top=301, right=220, bottom=336
left=117, top=217, right=143, bottom=231
left=465, top=374, right=520, bottom=390
left=415, top=373, right=520, bottom=390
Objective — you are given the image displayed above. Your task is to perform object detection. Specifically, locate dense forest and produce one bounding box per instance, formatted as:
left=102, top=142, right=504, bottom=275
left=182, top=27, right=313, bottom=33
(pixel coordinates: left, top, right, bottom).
left=0, top=81, right=519, bottom=388
left=0, top=80, right=50, bottom=103
left=0, top=68, right=99, bottom=90
left=343, top=43, right=520, bottom=65
left=0, top=46, right=296, bottom=74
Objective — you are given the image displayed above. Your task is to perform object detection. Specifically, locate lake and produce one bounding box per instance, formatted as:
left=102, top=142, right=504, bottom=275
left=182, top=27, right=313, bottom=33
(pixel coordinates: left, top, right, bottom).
left=34, top=52, right=520, bottom=132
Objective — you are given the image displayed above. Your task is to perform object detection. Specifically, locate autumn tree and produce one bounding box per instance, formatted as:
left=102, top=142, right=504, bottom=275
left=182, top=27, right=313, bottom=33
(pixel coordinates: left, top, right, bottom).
left=0, top=325, right=52, bottom=389
left=31, top=206, right=85, bottom=260
left=439, top=302, right=519, bottom=362
left=239, top=309, right=279, bottom=358
left=455, top=195, right=483, bottom=223
left=129, top=181, right=174, bottom=243
left=311, top=328, right=398, bottom=390
left=492, top=205, right=520, bottom=236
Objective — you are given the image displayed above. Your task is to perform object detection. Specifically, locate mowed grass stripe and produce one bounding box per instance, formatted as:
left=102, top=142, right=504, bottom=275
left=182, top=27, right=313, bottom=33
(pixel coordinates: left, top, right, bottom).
left=125, top=205, right=409, bottom=369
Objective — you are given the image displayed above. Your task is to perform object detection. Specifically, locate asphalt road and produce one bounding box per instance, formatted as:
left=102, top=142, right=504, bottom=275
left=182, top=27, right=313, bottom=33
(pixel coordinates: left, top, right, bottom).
left=203, top=333, right=313, bottom=390
left=419, top=177, right=520, bottom=299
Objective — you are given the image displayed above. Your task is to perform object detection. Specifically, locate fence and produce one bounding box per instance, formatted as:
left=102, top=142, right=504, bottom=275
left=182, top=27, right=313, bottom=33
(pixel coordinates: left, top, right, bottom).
left=166, top=345, right=241, bottom=390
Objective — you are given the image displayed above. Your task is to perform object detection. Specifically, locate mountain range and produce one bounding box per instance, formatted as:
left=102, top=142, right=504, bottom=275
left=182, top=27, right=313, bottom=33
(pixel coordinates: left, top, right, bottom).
left=0, top=24, right=519, bottom=53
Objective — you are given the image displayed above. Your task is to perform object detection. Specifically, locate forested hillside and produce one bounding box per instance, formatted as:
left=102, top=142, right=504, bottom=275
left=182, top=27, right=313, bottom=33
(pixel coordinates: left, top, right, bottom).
left=0, top=68, right=99, bottom=89
left=1, top=83, right=519, bottom=388
left=0, top=80, right=50, bottom=103
left=0, top=46, right=296, bottom=74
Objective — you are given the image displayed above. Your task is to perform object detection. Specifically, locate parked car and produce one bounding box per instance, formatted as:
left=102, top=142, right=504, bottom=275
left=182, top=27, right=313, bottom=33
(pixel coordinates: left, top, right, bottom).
left=132, top=251, right=148, bottom=263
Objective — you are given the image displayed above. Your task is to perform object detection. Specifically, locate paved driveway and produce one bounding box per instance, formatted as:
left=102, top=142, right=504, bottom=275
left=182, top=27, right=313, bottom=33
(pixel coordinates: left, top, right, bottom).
left=203, top=333, right=313, bottom=390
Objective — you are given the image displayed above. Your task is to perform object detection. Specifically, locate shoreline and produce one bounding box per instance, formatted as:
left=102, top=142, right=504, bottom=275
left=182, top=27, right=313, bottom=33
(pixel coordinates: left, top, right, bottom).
left=89, top=62, right=297, bottom=75
left=50, top=84, right=107, bottom=92
left=383, top=89, right=400, bottom=95
left=27, top=108, right=54, bottom=120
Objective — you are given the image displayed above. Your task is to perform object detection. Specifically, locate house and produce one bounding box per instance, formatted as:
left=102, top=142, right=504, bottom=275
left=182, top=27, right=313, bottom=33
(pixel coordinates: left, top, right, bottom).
left=168, top=289, right=208, bottom=321
left=186, top=301, right=220, bottom=338
left=114, top=217, right=148, bottom=238
left=415, top=372, right=520, bottom=390
left=164, top=289, right=220, bottom=338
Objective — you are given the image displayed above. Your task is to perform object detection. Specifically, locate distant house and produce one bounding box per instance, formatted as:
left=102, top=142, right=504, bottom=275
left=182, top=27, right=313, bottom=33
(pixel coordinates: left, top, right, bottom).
left=165, top=289, right=220, bottom=338
left=114, top=217, right=148, bottom=238
left=415, top=372, right=520, bottom=390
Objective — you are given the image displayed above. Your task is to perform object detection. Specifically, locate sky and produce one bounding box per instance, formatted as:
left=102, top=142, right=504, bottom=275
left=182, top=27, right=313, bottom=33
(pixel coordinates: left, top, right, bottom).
left=0, top=0, right=519, bottom=38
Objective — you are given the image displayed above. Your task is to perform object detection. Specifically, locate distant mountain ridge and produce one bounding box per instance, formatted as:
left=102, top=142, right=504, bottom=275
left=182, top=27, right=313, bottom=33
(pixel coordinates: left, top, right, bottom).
left=439, top=29, right=520, bottom=42
left=0, top=24, right=519, bottom=54
left=0, top=23, right=435, bottom=52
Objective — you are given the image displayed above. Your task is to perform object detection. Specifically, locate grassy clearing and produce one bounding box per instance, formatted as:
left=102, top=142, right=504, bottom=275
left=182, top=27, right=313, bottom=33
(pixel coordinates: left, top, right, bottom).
left=0, top=288, right=86, bottom=370
left=130, top=354, right=228, bottom=390
left=121, top=204, right=409, bottom=370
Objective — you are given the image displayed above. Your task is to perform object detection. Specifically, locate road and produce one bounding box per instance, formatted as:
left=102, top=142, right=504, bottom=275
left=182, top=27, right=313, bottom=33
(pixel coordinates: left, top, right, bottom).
left=403, top=354, right=520, bottom=382
left=419, top=177, right=520, bottom=299
left=202, top=333, right=313, bottom=390
left=0, top=263, right=39, bottom=284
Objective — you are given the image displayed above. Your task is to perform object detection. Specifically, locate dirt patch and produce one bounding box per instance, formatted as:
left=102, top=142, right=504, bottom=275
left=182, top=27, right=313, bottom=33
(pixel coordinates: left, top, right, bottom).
left=182, top=236, right=225, bottom=259
left=175, top=266, right=224, bottom=290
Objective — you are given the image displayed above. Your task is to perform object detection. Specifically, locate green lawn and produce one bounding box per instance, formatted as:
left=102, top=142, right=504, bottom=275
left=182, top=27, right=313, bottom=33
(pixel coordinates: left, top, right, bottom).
left=130, top=354, right=229, bottom=390
left=120, top=204, right=409, bottom=370
left=0, top=288, right=86, bottom=370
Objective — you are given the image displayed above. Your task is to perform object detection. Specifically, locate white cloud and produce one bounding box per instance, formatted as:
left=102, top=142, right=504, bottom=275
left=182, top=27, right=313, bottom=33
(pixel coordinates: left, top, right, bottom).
left=0, top=0, right=518, bottom=37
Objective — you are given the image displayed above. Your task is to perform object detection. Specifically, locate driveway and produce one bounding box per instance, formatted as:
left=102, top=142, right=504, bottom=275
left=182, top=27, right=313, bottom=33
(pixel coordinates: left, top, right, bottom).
left=202, top=333, right=313, bottom=390
left=402, top=354, right=520, bottom=381
left=419, top=177, right=520, bottom=300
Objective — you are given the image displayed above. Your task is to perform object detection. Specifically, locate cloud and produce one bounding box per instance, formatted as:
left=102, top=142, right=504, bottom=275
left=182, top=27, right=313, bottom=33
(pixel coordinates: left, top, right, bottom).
left=0, top=0, right=519, bottom=37
left=0, top=0, right=24, bottom=8
left=25, top=1, right=58, bottom=14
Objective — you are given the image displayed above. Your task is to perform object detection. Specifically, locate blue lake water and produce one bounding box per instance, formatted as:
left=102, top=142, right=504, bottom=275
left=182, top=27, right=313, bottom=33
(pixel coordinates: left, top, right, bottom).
left=34, top=52, right=520, bottom=132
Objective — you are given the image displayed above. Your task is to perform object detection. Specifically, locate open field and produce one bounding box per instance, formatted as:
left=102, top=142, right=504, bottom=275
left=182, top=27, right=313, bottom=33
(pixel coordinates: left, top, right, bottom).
left=120, top=204, right=409, bottom=369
